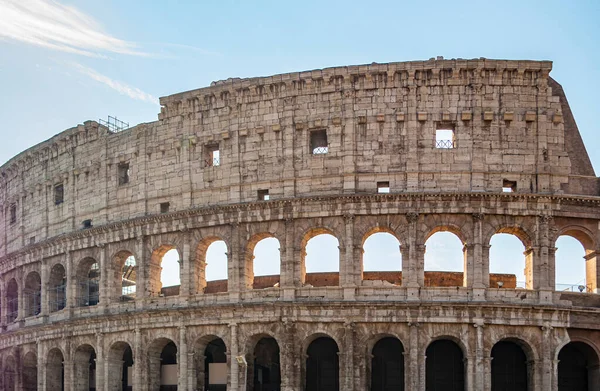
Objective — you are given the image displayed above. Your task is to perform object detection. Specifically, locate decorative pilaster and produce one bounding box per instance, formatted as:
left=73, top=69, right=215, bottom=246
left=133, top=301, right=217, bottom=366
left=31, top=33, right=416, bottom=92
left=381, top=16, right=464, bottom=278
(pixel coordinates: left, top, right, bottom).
left=281, top=218, right=295, bottom=300
left=538, top=215, right=554, bottom=301
left=40, top=258, right=49, bottom=316
left=134, top=328, right=144, bottom=391
left=473, top=321, right=486, bottom=390
left=229, top=222, right=241, bottom=302
left=179, top=325, right=189, bottom=389
left=135, top=235, right=146, bottom=299
left=342, top=214, right=357, bottom=300
left=405, top=212, right=420, bottom=289
left=97, top=242, right=108, bottom=308
left=229, top=323, right=239, bottom=391
left=180, top=230, right=191, bottom=296
left=541, top=323, right=554, bottom=391
left=342, top=322, right=355, bottom=390
left=407, top=322, right=420, bottom=390
left=280, top=319, right=296, bottom=391
left=96, top=332, right=105, bottom=390
left=472, top=213, right=486, bottom=289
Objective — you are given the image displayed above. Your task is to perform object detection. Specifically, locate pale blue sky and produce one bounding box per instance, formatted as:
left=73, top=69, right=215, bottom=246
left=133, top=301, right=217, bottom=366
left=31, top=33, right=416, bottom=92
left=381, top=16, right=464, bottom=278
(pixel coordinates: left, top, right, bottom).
left=0, top=0, right=596, bottom=289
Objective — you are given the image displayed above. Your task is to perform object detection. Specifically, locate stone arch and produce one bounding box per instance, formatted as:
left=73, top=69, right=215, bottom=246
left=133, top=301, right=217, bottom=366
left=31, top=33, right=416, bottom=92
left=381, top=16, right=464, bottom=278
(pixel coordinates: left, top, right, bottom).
left=24, top=270, right=41, bottom=317
left=73, top=343, right=96, bottom=391
left=46, top=347, right=65, bottom=391
left=360, top=227, right=403, bottom=284
left=75, top=257, right=100, bottom=307
left=422, top=223, right=468, bottom=287
left=193, top=334, right=228, bottom=391
left=244, top=332, right=281, bottom=391
left=490, top=337, right=535, bottom=391
left=23, top=350, right=37, bottom=391
left=300, top=227, right=341, bottom=286
left=48, top=262, right=67, bottom=312
left=4, top=354, right=17, bottom=391
left=195, top=235, right=229, bottom=294
left=485, top=334, right=539, bottom=362
left=369, top=334, right=405, bottom=391
left=557, top=339, right=600, bottom=390
left=245, top=232, right=282, bottom=290
left=149, top=244, right=182, bottom=297
left=303, top=333, right=340, bottom=391
left=353, top=215, right=410, bottom=246
left=6, top=278, right=19, bottom=322
left=147, top=337, right=178, bottom=391
left=425, top=337, right=466, bottom=391
left=111, top=249, right=138, bottom=302
left=554, top=226, right=598, bottom=292
left=107, top=340, right=135, bottom=391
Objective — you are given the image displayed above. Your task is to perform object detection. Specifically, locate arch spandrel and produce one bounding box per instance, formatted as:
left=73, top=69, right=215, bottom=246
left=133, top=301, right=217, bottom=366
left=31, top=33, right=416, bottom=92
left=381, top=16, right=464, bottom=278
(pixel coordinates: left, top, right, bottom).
left=482, top=215, right=538, bottom=248
left=552, top=224, right=597, bottom=251
left=354, top=214, right=409, bottom=246
left=419, top=214, right=473, bottom=245
left=484, top=332, right=541, bottom=362
left=295, top=217, right=346, bottom=250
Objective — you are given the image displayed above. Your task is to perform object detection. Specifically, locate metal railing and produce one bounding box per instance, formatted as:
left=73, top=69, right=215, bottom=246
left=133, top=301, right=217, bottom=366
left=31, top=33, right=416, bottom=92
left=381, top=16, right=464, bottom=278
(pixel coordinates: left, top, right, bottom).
left=205, top=157, right=221, bottom=167
left=49, top=284, right=67, bottom=312
left=24, top=289, right=41, bottom=317
left=435, top=139, right=455, bottom=149
left=312, top=146, right=329, bottom=154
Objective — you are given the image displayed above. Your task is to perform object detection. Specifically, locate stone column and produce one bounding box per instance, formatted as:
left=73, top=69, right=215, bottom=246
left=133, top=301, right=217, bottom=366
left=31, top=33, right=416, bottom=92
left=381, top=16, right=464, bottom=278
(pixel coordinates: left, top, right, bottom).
left=538, top=215, right=554, bottom=303
left=540, top=323, right=554, bottom=391
left=342, top=214, right=357, bottom=300
left=473, top=322, right=485, bottom=390
left=133, top=328, right=144, bottom=391
left=482, top=244, right=491, bottom=288
left=66, top=250, right=76, bottom=311
left=405, top=212, right=421, bottom=300
left=17, top=270, right=25, bottom=321
left=95, top=332, right=104, bottom=391
left=179, top=231, right=191, bottom=296
left=229, top=223, right=241, bottom=302
left=135, top=235, right=146, bottom=300
left=0, top=283, right=5, bottom=328
left=472, top=214, right=486, bottom=293
left=585, top=250, right=600, bottom=293
left=408, top=322, right=420, bottom=390
left=40, top=258, right=49, bottom=317
left=280, top=320, right=296, bottom=391
left=281, top=218, right=295, bottom=300
left=463, top=244, right=475, bottom=288
left=342, top=322, right=355, bottom=390
left=465, top=354, right=476, bottom=391
left=37, top=340, right=44, bottom=391
left=64, top=358, right=75, bottom=391
left=98, top=243, right=108, bottom=308
left=229, top=323, right=239, bottom=391
left=178, top=325, right=188, bottom=390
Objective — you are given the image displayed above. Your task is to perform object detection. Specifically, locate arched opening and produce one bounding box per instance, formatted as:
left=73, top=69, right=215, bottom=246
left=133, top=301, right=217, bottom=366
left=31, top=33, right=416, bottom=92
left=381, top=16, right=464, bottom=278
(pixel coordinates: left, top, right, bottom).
left=113, top=251, right=137, bottom=302
left=555, top=235, right=589, bottom=292
left=371, top=337, right=404, bottom=391
left=23, top=351, right=37, bottom=391
left=247, top=337, right=281, bottom=391
left=425, top=339, right=464, bottom=391
left=305, top=336, right=339, bottom=391
left=362, top=231, right=402, bottom=285
left=160, top=248, right=181, bottom=297
left=4, top=355, right=17, bottom=391
left=202, top=240, right=229, bottom=294
left=202, top=337, right=227, bottom=391
left=6, top=278, right=19, bottom=322
left=49, top=263, right=67, bottom=312
left=107, top=341, right=134, bottom=391
left=303, top=231, right=340, bottom=287
left=491, top=341, right=529, bottom=390
left=250, top=236, right=281, bottom=289
left=74, top=344, right=96, bottom=391
left=46, top=348, right=64, bottom=391
left=148, top=338, right=178, bottom=391
left=424, top=231, right=465, bottom=287
left=489, top=233, right=527, bottom=289
left=24, top=271, right=41, bottom=317
left=76, top=258, right=100, bottom=307
left=558, top=341, right=600, bottom=390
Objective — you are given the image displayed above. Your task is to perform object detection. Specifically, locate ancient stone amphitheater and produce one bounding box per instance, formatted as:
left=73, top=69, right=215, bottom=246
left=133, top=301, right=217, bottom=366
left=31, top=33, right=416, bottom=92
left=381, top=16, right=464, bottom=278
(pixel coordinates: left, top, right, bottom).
left=1, top=58, right=600, bottom=391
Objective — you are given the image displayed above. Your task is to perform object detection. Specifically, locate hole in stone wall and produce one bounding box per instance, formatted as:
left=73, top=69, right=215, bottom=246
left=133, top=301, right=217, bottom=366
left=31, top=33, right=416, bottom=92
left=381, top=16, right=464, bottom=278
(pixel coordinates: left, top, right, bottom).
left=424, top=232, right=464, bottom=287
left=310, top=129, right=328, bottom=154
left=377, top=181, right=390, bottom=194
left=489, top=233, right=526, bottom=289
left=502, top=179, right=517, bottom=193
left=160, top=249, right=180, bottom=291
left=252, top=237, right=280, bottom=289
left=362, top=232, right=402, bottom=285
left=555, top=235, right=587, bottom=292
left=305, top=233, right=339, bottom=286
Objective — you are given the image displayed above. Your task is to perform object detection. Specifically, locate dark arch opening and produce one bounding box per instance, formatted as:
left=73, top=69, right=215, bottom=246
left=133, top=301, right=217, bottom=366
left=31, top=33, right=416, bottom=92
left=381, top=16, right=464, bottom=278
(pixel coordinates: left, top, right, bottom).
left=76, top=258, right=100, bottom=307
left=306, top=337, right=339, bottom=391
left=558, top=341, right=600, bottom=391
left=4, top=356, right=17, bottom=391
left=113, top=251, right=137, bottom=302
left=160, top=341, right=178, bottom=390
left=46, top=348, right=64, bottom=391
left=24, top=272, right=41, bottom=317
left=425, top=339, right=464, bottom=391
left=23, top=351, right=38, bottom=391
left=107, top=341, right=134, bottom=391
left=6, top=279, right=18, bottom=322
left=248, top=337, right=281, bottom=391
left=491, top=341, right=528, bottom=391
left=204, top=338, right=227, bottom=391
left=74, top=344, right=96, bottom=391
left=49, top=264, right=67, bottom=312
left=250, top=237, right=281, bottom=290
left=371, top=337, right=404, bottom=391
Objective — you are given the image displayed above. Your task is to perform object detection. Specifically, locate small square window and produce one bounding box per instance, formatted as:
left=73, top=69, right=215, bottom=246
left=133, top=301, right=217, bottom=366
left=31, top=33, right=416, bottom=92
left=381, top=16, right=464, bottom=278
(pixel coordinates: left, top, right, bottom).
left=377, top=181, right=390, bottom=193
left=82, top=219, right=93, bottom=229
left=54, top=184, right=64, bottom=205
left=29, top=236, right=35, bottom=245
left=258, top=189, right=270, bottom=201
left=205, top=144, right=221, bottom=167
left=160, top=202, right=170, bottom=213
left=9, top=204, right=16, bottom=225
left=310, top=129, right=329, bottom=154
left=435, top=127, right=455, bottom=149
left=502, top=180, right=517, bottom=193
left=118, top=163, right=130, bottom=185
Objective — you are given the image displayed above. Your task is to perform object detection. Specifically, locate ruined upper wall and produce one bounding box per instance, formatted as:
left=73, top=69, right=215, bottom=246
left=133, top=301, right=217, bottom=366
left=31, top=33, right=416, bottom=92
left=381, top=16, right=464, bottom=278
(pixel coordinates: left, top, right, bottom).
left=0, top=58, right=597, bottom=256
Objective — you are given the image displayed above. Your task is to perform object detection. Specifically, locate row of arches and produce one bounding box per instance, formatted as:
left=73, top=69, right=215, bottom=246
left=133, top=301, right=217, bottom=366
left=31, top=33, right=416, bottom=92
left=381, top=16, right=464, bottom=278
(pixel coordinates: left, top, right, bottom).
left=1, top=225, right=596, bottom=322
left=5, top=336, right=598, bottom=390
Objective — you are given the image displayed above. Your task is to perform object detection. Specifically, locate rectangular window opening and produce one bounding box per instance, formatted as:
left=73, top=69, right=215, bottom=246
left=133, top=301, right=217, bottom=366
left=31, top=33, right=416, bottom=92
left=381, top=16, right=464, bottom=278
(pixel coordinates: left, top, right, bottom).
left=310, top=129, right=329, bottom=154
left=435, top=127, right=455, bottom=149
left=502, top=180, right=517, bottom=193
left=9, top=204, right=16, bottom=224
left=377, top=181, right=390, bottom=194
left=82, top=219, right=93, bottom=229
left=258, top=189, right=270, bottom=201
left=205, top=145, right=221, bottom=167
left=160, top=202, right=170, bottom=213
left=54, top=183, right=64, bottom=205
left=118, top=163, right=130, bottom=185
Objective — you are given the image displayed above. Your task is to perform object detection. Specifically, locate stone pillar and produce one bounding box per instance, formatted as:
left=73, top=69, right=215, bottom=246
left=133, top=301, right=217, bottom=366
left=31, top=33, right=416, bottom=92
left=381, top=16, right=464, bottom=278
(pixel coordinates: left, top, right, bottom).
left=281, top=218, right=295, bottom=300
left=135, top=235, right=146, bottom=300
left=538, top=215, right=554, bottom=303
left=229, top=223, right=241, bottom=302
left=229, top=323, right=239, bottom=391
left=37, top=341, right=44, bottom=391
left=465, top=355, right=476, bottom=391
left=463, top=244, right=475, bottom=288
left=342, top=322, right=355, bottom=390
left=540, top=323, right=554, bottom=391
left=66, top=250, right=76, bottom=310
left=98, top=243, right=108, bottom=308
left=17, top=270, right=25, bottom=321
left=473, top=321, right=485, bottom=391
left=408, top=322, right=420, bottom=390
left=405, top=212, right=420, bottom=290
left=40, top=259, right=49, bottom=317
left=342, top=214, right=357, bottom=300
left=280, top=320, right=296, bottom=391
left=95, top=332, right=104, bottom=391
left=180, top=231, right=191, bottom=296
left=178, top=325, right=188, bottom=390
left=0, top=283, right=5, bottom=327
left=64, top=358, right=75, bottom=391
left=482, top=245, right=491, bottom=288
left=133, top=328, right=144, bottom=391
left=472, top=213, right=486, bottom=292
left=483, top=357, right=492, bottom=391
left=586, top=250, right=600, bottom=293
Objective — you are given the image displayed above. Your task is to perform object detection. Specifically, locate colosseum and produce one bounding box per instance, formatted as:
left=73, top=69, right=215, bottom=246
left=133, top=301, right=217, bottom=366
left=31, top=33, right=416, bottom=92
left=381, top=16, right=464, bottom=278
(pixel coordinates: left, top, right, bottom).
left=1, top=58, right=600, bottom=391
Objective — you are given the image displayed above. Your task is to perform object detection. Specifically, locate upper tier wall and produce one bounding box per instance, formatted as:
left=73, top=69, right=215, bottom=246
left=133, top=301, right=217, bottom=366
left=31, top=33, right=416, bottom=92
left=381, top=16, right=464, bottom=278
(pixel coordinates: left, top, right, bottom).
left=0, top=58, right=597, bottom=256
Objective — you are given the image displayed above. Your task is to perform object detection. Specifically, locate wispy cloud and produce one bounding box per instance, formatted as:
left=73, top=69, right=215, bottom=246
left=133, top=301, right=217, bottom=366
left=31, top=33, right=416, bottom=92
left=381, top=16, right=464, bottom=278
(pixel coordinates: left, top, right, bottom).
left=71, top=62, right=159, bottom=105
left=0, top=0, right=146, bottom=57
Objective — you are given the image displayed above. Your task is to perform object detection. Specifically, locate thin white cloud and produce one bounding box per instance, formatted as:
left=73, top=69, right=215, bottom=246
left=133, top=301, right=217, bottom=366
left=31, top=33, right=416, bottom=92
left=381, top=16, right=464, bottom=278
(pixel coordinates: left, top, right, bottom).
left=71, top=63, right=158, bottom=105
left=0, top=0, right=146, bottom=57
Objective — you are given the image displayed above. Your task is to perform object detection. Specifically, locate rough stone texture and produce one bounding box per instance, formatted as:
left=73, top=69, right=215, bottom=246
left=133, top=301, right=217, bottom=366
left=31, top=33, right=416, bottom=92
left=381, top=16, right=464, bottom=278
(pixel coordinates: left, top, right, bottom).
left=0, top=58, right=600, bottom=390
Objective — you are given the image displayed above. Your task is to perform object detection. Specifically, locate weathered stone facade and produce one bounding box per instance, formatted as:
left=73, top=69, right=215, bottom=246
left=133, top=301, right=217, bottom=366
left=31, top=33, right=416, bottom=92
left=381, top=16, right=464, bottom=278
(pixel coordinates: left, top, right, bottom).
left=1, top=58, right=600, bottom=390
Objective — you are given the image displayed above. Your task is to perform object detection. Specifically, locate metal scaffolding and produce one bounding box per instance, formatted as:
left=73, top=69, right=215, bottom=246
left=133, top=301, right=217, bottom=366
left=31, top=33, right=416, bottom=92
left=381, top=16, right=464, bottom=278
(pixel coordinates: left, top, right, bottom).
left=23, top=288, right=41, bottom=317
left=49, top=283, right=67, bottom=312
